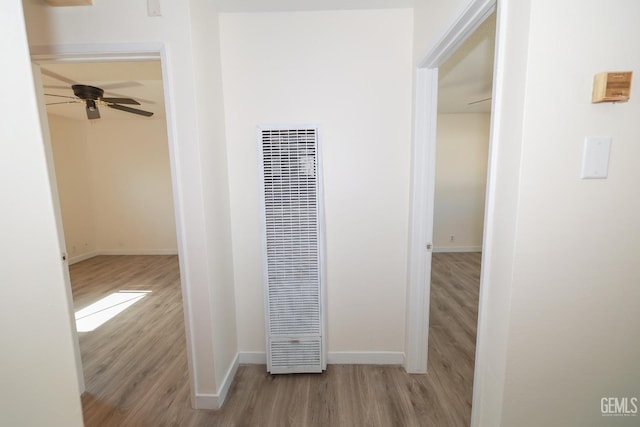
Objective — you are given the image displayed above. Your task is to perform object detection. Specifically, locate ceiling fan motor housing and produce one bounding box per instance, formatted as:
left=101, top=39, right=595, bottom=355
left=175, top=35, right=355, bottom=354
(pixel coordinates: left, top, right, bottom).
left=72, top=84, right=104, bottom=100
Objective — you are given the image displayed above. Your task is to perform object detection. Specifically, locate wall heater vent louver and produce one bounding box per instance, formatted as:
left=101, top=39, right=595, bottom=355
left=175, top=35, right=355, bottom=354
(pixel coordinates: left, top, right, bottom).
left=258, top=126, right=325, bottom=374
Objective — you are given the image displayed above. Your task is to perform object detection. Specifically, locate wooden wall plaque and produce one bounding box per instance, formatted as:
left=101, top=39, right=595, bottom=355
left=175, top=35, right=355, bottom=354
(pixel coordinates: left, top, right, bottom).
left=592, top=71, right=632, bottom=103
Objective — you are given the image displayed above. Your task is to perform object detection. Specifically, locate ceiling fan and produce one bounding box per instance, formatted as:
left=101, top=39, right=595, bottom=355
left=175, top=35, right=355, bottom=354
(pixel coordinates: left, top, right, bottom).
left=45, top=84, right=154, bottom=120
left=41, top=67, right=154, bottom=120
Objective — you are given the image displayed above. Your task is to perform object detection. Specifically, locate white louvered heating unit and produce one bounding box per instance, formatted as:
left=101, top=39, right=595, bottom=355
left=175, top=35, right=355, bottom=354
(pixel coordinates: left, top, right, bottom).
left=258, top=126, right=326, bottom=374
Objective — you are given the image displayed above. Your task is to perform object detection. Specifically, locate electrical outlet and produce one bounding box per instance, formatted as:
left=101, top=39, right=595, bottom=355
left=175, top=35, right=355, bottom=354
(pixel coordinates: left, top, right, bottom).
left=449, top=234, right=455, bottom=242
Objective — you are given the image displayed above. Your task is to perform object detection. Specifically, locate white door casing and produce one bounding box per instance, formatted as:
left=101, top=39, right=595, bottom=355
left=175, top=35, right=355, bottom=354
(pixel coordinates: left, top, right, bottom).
left=30, top=44, right=198, bottom=404
left=405, top=0, right=497, bottom=376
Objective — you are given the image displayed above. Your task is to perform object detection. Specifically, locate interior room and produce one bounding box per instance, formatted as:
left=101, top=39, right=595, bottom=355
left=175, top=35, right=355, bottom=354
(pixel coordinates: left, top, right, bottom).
left=420, top=12, right=495, bottom=423
left=41, top=60, right=191, bottom=423
left=3, top=1, right=639, bottom=426
left=43, top=61, right=175, bottom=262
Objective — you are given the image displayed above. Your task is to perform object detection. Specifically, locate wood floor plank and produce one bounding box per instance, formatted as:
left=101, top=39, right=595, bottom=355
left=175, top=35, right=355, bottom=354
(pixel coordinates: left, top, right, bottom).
left=72, top=253, right=480, bottom=426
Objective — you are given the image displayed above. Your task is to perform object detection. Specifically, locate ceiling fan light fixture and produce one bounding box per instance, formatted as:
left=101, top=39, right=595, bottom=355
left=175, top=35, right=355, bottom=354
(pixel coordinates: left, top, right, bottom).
left=47, top=81, right=153, bottom=120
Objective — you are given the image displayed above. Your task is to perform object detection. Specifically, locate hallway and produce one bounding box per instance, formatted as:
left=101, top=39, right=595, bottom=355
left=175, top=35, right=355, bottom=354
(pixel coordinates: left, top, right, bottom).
left=72, top=253, right=480, bottom=426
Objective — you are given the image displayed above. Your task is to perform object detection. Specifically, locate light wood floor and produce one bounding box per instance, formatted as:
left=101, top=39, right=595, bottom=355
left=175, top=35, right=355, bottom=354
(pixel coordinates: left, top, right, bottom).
left=70, top=253, right=481, bottom=426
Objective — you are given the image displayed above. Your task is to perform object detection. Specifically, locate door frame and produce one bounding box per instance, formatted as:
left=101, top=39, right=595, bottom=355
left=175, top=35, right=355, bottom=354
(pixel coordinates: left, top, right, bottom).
left=405, top=0, right=497, bottom=373
left=30, top=43, right=197, bottom=403
left=31, top=58, right=86, bottom=394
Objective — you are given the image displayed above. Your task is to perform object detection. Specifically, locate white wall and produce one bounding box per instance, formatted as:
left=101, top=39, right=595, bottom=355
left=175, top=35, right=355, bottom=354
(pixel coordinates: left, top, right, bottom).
left=22, top=0, right=237, bottom=405
left=49, top=115, right=177, bottom=261
left=89, top=119, right=177, bottom=254
left=434, top=113, right=489, bottom=251
left=501, top=0, right=640, bottom=425
left=48, top=114, right=96, bottom=260
left=187, top=0, right=239, bottom=398
left=220, top=10, right=413, bottom=356
left=0, top=1, right=83, bottom=425
left=415, top=1, right=640, bottom=426
left=413, top=0, right=469, bottom=64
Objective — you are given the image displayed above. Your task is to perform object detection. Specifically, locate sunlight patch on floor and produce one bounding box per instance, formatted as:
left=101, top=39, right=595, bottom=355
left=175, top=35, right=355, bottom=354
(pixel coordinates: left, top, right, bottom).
left=75, top=290, right=151, bottom=332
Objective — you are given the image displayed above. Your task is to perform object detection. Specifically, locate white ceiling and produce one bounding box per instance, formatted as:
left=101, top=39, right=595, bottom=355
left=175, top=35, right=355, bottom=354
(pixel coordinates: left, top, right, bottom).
left=438, top=12, right=496, bottom=114
left=41, top=61, right=164, bottom=121
left=216, top=0, right=413, bottom=13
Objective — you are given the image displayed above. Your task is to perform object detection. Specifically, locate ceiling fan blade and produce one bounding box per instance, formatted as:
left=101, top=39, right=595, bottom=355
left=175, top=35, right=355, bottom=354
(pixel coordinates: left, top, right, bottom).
left=44, top=84, right=73, bottom=90
left=86, top=102, right=101, bottom=120
left=107, top=103, right=154, bottom=117
left=46, top=101, right=81, bottom=106
left=40, top=68, right=77, bottom=85
left=100, top=81, right=142, bottom=91
left=105, top=92, right=156, bottom=105
left=101, top=97, right=140, bottom=105
left=468, top=97, right=492, bottom=106
left=45, top=93, right=78, bottom=100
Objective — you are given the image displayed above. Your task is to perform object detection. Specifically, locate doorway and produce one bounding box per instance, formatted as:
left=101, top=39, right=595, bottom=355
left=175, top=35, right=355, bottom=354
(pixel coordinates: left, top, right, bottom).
left=426, top=11, right=495, bottom=423
left=406, top=0, right=497, bottom=376
left=32, top=55, right=193, bottom=418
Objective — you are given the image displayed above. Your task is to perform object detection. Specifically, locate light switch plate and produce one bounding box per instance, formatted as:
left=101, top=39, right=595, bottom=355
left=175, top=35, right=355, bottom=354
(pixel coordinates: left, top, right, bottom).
left=581, top=137, right=612, bottom=179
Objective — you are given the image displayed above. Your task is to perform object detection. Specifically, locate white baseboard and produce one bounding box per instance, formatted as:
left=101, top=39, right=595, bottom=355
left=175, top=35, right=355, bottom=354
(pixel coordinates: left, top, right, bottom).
left=216, top=353, right=239, bottom=408
left=433, top=246, right=482, bottom=253
left=98, top=249, right=179, bottom=256
left=239, top=351, right=267, bottom=364
left=238, top=351, right=404, bottom=366
left=194, top=353, right=239, bottom=410
left=68, top=249, right=178, bottom=265
left=194, top=393, right=218, bottom=410
left=327, top=351, right=405, bottom=365
left=69, top=251, right=99, bottom=265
